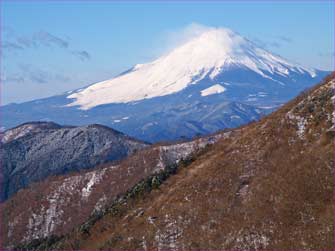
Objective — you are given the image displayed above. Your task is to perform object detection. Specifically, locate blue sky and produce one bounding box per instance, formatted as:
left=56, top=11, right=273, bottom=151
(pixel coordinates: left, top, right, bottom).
left=1, top=1, right=334, bottom=104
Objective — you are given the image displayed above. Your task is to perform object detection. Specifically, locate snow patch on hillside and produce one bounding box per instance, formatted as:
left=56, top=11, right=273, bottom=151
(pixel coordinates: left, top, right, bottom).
left=82, top=169, right=106, bottom=199
left=201, top=84, right=226, bottom=96
left=24, top=175, right=83, bottom=240
left=157, top=131, right=231, bottom=168
left=287, top=111, right=308, bottom=139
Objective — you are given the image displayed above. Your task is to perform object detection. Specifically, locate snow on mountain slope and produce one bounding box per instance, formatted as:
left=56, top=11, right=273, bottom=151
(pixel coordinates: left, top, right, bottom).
left=201, top=84, right=226, bottom=96
left=67, top=27, right=316, bottom=110
left=1, top=26, right=328, bottom=142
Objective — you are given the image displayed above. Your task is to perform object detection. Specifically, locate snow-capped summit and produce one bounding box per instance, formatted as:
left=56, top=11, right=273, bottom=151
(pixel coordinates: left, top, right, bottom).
left=2, top=26, right=329, bottom=142
left=67, top=27, right=316, bottom=109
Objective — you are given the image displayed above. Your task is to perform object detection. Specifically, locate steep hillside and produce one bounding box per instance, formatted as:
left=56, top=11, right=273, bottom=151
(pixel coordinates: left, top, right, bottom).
left=1, top=132, right=226, bottom=248
left=19, top=73, right=333, bottom=250
left=0, top=122, right=148, bottom=201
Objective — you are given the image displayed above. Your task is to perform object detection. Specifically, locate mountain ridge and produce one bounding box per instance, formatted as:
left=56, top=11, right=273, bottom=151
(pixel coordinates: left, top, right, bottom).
left=0, top=122, right=149, bottom=201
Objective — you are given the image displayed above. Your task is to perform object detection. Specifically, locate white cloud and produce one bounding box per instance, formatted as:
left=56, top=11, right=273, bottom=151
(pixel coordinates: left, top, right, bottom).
left=151, top=23, right=213, bottom=57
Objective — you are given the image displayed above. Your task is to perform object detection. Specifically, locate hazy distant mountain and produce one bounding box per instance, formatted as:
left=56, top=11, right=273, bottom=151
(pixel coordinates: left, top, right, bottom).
left=1, top=27, right=329, bottom=142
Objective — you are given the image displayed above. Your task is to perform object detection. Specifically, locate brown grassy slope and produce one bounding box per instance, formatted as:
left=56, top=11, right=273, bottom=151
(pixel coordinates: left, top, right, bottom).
left=1, top=128, right=226, bottom=248
left=56, top=74, right=334, bottom=250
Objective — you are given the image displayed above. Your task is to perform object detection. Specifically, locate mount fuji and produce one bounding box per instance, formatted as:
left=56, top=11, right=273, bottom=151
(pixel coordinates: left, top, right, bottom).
left=2, top=27, right=329, bottom=142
